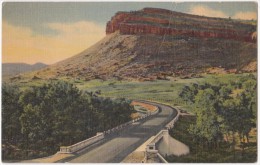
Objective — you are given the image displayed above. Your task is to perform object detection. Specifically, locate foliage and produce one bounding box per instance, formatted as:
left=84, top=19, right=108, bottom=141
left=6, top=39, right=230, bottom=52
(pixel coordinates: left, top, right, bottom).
left=176, top=74, right=256, bottom=161
left=179, top=84, right=198, bottom=104
left=2, top=81, right=134, bottom=160
left=2, top=84, right=23, bottom=145
left=168, top=116, right=257, bottom=163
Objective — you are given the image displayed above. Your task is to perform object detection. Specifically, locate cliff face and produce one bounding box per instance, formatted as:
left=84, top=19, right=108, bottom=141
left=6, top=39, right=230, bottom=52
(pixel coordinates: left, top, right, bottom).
left=106, top=8, right=256, bottom=43
left=18, top=8, right=257, bottom=82
left=26, top=31, right=256, bottom=81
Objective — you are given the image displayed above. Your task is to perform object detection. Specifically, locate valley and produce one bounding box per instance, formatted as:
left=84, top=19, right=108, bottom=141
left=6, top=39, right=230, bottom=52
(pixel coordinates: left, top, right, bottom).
left=12, top=73, right=256, bottom=110
left=2, top=5, right=257, bottom=163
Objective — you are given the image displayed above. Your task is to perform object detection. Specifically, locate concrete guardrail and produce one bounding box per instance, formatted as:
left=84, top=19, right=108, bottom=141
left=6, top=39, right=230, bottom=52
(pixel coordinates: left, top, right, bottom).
left=145, top=130, right=169, bottom=163
left=165, top=107, right=180, bottom=129
left=157, top=153, right=168, bottom=163
left=59, top=101, right=159, bottom=154
left=146, top=130, right=168, bottom=152
left=104, top=103, right=159, bottom=135
left=145, top=105, right=180, bottom=163
left=59, top=132, right=104, bottom=153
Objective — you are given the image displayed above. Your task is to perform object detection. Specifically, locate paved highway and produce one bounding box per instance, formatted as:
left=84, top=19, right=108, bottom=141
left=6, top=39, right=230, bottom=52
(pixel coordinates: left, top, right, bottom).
left=61, top=101, right=177, bottom=163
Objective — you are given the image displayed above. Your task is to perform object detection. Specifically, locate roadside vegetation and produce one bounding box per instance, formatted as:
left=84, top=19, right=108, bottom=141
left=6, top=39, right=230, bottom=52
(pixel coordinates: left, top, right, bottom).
left=2, top=73, right=257, bottom=162
left=2, top=81, right=134, bottom=161
left=168, top=73, right=257, bottom=162
left=168, top=115, right=256, bottom=162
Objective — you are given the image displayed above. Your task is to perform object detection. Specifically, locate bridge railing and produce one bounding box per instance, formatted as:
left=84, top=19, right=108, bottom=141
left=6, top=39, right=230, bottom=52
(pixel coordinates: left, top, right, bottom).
left=157, top=153, right=168, bottom=163
left=59, top=132, right=104, bottom=153
left=145, top=130, right=169, bottom=163
left=165, top=107, right=180, bottom=129
left=59, top=101, right=159, bottom=154
left=146, top=130, right=168, bottom=152
left=104, top=105, right=159, bottom=135
left=145, top=105, right=180, bottom=163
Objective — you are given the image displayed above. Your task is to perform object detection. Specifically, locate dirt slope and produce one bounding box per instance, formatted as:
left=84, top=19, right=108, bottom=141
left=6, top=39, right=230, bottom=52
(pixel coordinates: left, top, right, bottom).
left=21, top=32, right=256, bottom=81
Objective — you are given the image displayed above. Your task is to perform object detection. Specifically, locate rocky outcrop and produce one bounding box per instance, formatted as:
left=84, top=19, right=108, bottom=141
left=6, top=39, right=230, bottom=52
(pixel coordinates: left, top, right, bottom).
left=19, top=8, right=256, bottom=81
left=106, top=8, right=256, bottom=43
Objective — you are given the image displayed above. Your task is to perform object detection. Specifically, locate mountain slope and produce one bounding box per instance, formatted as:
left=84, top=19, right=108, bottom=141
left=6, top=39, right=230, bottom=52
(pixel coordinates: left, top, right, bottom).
left=19, top=8, right=257, bottom=81
left=3, top=63, right=48, bottom=76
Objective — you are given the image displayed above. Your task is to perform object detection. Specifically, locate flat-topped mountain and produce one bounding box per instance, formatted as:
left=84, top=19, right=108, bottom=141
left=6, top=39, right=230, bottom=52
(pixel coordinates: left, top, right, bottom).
left=106, top=8, right=256, bottom=43
left=16, top=8, right=257, bottom=82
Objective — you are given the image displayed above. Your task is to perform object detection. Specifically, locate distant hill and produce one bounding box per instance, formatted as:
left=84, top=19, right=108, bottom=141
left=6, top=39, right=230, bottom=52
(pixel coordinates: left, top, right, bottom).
left=2, top=63, right=48, bottom=76
left=18, top=8, right=257, bottom=81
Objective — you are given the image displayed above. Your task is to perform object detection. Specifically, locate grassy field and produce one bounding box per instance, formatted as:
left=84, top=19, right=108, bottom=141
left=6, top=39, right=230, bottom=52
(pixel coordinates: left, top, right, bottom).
left=13, top=73, right=255, bottom=113
left=86, top=73, right=251, bottom=98
left=75, top=73, right=254, bottom=112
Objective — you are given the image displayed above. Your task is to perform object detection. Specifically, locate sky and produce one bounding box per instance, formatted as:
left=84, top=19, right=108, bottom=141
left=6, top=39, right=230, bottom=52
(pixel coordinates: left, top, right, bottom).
left=2, top=1, right=258, bottom=64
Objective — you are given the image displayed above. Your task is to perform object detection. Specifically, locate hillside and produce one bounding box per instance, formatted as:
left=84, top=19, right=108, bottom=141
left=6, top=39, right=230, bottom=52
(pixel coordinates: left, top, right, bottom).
left=16, top=8, right=257, bottom=82
left=2, top=63, right=47, bottom=76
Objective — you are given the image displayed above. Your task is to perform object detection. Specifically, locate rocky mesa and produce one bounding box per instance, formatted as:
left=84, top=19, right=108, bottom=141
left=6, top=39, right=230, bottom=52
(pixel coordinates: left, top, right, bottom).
left=106, top=8, right=256, bottom=43
left=16, top=8, right=257, bottom=82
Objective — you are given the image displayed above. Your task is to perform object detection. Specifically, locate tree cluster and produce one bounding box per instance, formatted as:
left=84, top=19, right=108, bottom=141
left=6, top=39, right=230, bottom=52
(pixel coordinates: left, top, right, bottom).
left=179, top=74, right=256, bottom=150
left=2, top=81, right=134, bottom=160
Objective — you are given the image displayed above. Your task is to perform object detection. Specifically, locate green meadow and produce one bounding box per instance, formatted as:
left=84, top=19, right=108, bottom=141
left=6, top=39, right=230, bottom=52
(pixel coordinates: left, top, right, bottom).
left=15, top=73, right=255, bottom=112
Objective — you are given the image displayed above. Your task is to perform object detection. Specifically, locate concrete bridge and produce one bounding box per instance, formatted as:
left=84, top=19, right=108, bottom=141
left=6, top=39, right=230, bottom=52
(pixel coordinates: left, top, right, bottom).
left=57, top=101, right=177, bottom=163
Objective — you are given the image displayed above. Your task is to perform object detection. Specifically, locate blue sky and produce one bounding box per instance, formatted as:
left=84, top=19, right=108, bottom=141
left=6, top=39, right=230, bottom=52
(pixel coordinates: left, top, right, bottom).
left=2, top=2, right=258, bottom=64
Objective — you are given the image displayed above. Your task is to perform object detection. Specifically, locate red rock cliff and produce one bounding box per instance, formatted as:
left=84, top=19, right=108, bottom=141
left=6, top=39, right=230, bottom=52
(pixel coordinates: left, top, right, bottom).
left=106, top=8, right=256, bottom=43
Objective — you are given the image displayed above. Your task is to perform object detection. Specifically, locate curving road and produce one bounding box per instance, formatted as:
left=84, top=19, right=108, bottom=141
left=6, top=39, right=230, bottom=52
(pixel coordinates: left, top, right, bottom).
left=60, top=101, right=177, bottom=163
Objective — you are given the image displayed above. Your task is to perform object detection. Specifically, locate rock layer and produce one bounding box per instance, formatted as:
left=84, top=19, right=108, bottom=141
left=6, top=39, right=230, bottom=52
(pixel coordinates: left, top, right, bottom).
left=106, top=8, right=256, bottom=43
left=17, top=8, right=257, bottom=81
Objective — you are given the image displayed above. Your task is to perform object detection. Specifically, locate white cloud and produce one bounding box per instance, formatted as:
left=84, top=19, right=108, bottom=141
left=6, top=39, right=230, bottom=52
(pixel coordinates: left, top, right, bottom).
left=189, top=5, right=228, bottom=18
left=189, top=5, right=257, bottom=21
left=3, top=21, right=105, bottom=64
left=232, top=12, right=257, bottom=20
